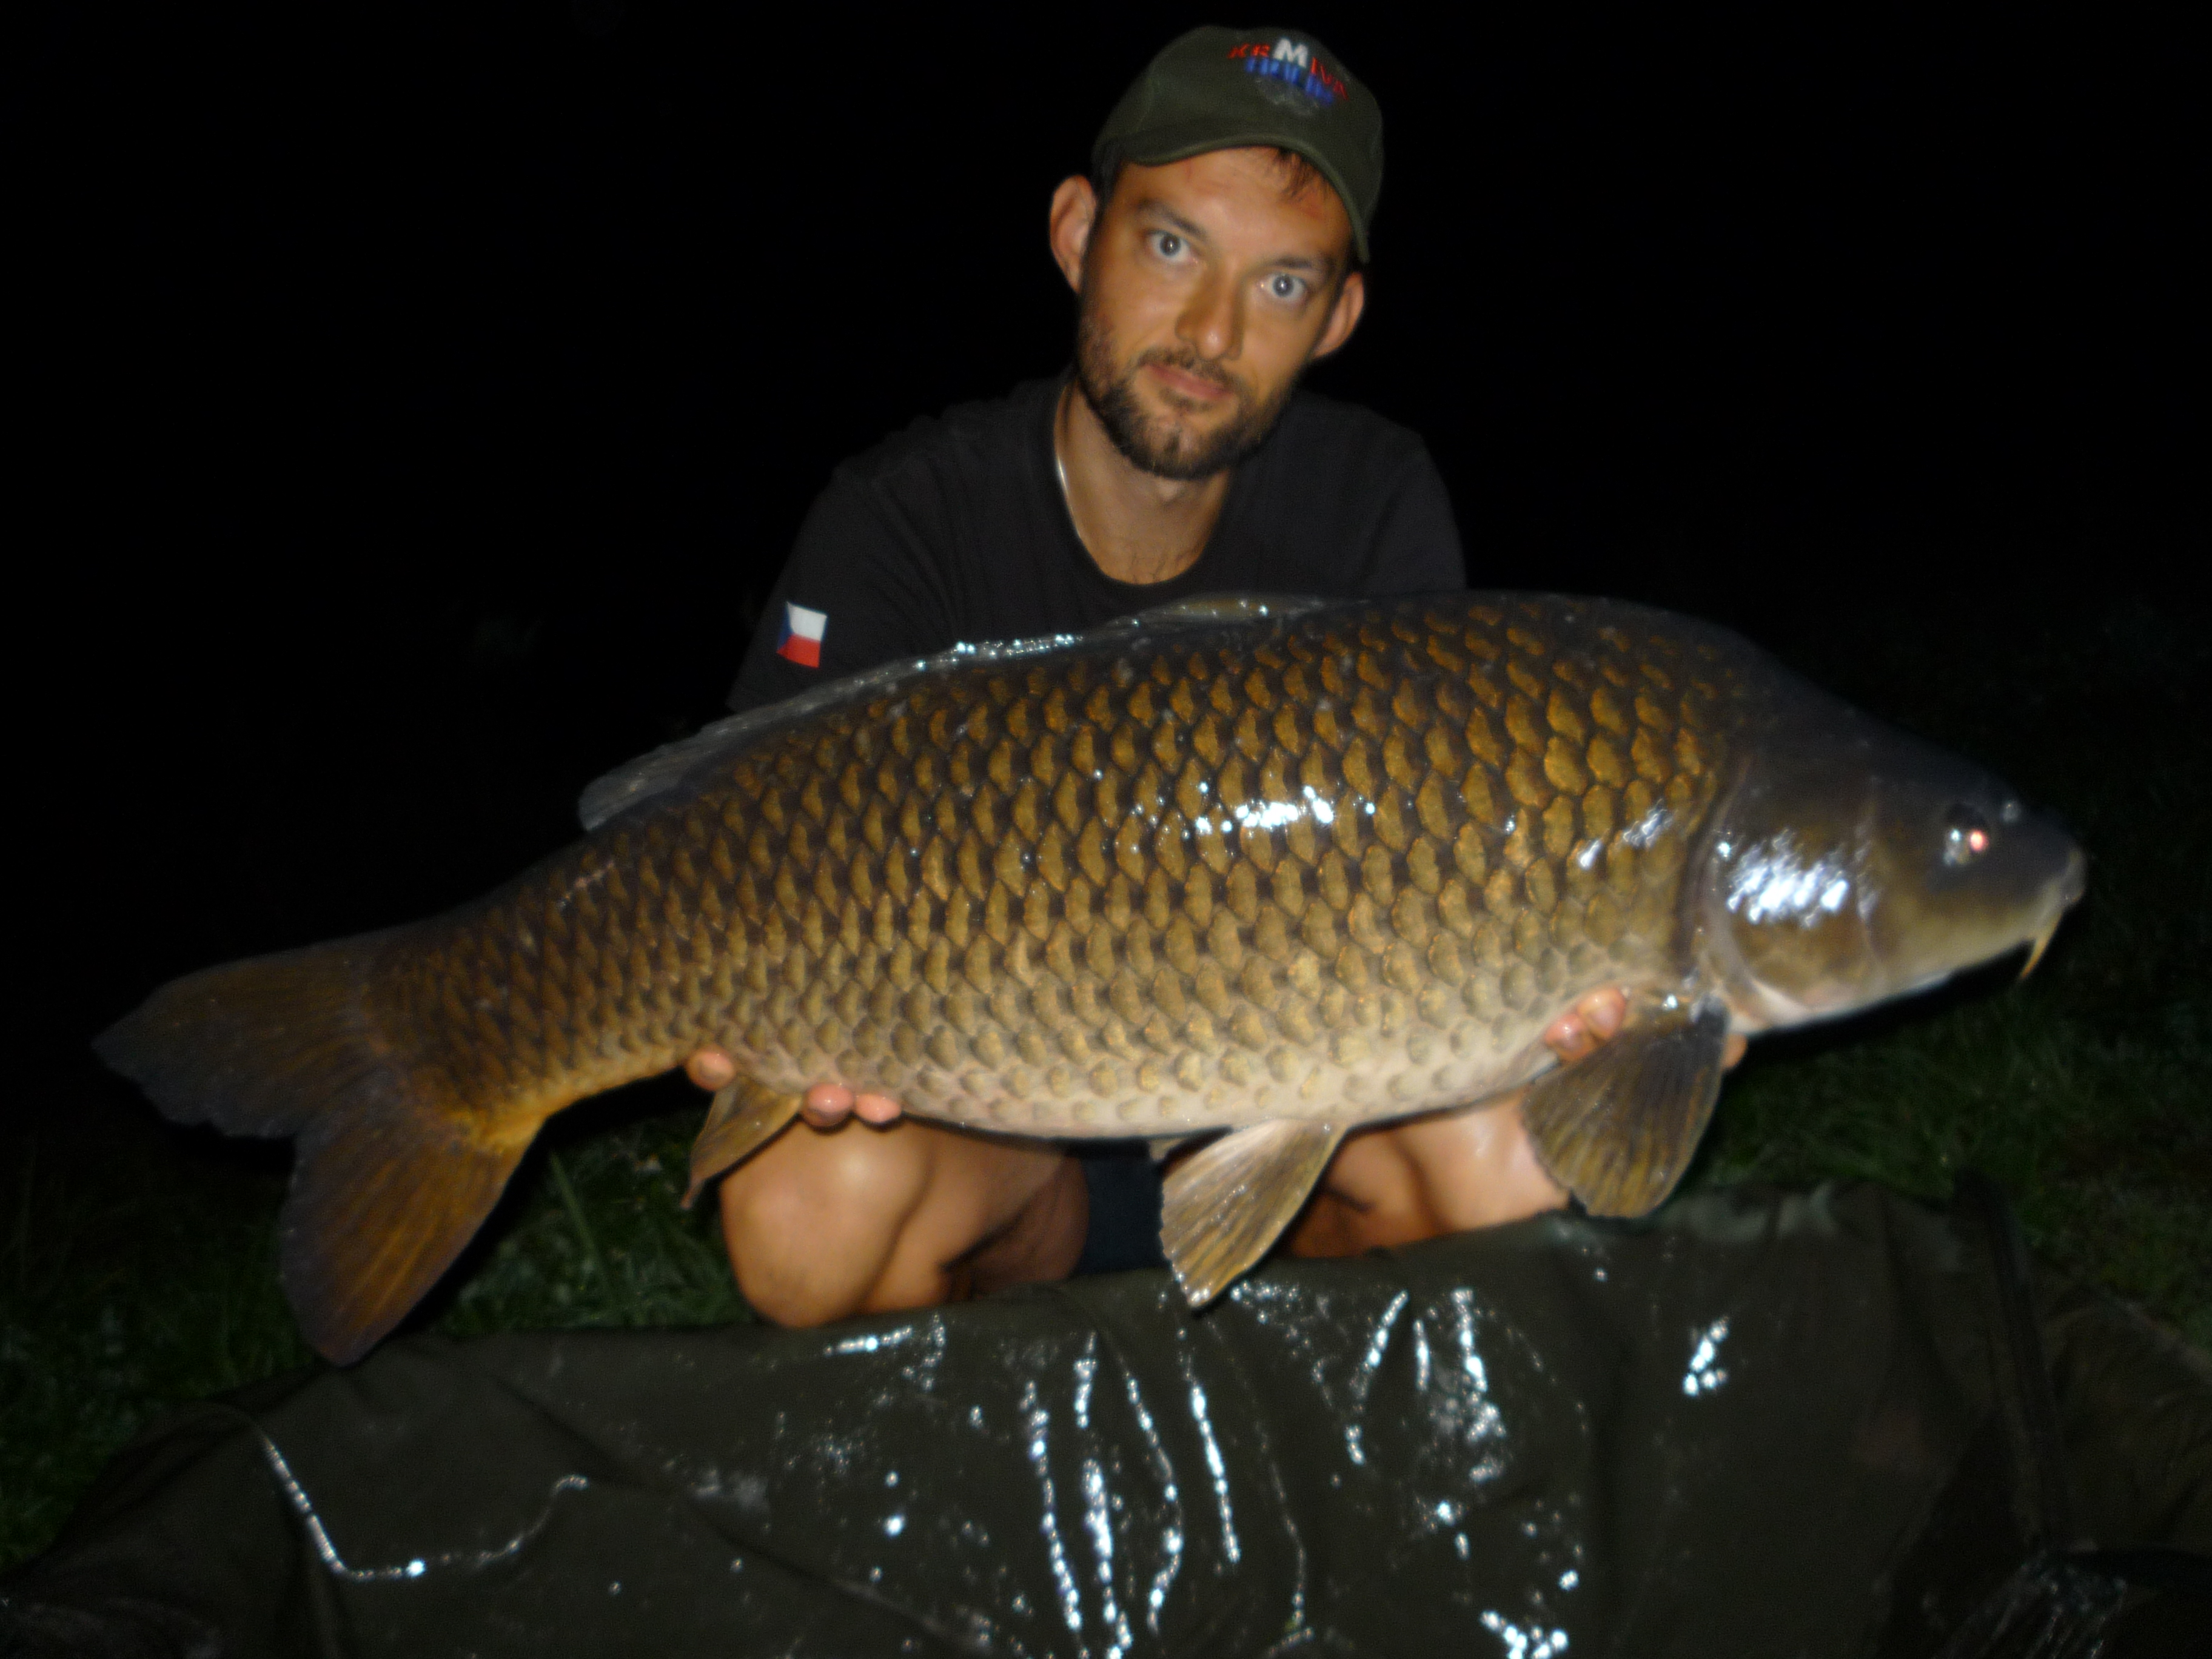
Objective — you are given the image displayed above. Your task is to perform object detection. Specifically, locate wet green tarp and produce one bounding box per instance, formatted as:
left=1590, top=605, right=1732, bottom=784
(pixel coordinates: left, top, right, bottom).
left=5, top=1182, right=2207, bottom=1657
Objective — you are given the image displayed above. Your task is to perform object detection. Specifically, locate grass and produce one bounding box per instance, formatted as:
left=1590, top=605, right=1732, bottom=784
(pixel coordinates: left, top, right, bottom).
left=3, top=591, right=2206, bottom=1570
left=1686, top=589, right=2211, bottom=1347
left=0, top=1079, right=743, bottom=1567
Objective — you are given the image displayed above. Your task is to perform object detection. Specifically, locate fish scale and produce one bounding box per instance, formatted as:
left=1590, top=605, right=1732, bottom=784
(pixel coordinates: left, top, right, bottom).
left=98, top=591, right=2083, bottom=1361
left=374, top=598, right=1724, bottom=1147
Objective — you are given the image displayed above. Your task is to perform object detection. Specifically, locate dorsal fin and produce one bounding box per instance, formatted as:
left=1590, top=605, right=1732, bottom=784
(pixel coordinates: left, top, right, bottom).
left=1126, top=592, right=1329, bottom=628
left=577, top=592, right=1330, bottom=831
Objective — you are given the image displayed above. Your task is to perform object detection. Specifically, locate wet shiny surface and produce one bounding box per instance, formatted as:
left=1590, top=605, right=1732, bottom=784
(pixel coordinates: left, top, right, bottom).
left=101, top=587, right=2085, bottom=1362
left=19, top=1185, right=2202, bottom=1656
left=414, top=593, right=1749, bottom=1139
left=417, top=588, right=2077, bottom=1142
left=95, top=592, right=2079, bottom=1371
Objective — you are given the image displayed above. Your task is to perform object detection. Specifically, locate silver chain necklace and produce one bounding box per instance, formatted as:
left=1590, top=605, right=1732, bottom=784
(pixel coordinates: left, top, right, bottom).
left=1053, top=400, right=1082, bottom=543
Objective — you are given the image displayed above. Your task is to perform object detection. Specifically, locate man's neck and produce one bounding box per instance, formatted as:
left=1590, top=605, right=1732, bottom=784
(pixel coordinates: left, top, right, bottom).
left=1054, top=380, right=1233, bottom=586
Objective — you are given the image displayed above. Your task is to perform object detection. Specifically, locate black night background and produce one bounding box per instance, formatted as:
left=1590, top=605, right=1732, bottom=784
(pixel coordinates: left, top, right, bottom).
left=7, top=4, right=2205, bottom=1564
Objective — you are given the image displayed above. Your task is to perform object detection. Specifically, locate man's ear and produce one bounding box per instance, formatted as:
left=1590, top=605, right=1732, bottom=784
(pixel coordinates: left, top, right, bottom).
left=1312, top=269, right=1367, bottom=361
left=1048, top=176, right=1099, bottom=293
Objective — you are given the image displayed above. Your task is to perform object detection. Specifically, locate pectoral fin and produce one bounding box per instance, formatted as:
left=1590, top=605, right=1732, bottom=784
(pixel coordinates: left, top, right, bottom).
left=682, top=1077, right=803, bottom=1208
left=1521, top=997, right=1731, bottom=1218
left=1160, top=1119, right=1345, bottom=1307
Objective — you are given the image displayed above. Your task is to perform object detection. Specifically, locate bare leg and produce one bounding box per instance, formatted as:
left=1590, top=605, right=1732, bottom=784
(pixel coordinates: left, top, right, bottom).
left=717, top=1118, right=1084, bottom=1326
left=1286, top=988, right=1745, bottom=1258
left=695, top=984, right=1743, bottom=1312
left=1284, top=1089, right=1566, bottom=1257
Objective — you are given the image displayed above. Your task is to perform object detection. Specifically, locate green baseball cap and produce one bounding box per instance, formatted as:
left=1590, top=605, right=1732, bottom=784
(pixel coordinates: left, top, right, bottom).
left=1092, top=25, right=1384, bottom=261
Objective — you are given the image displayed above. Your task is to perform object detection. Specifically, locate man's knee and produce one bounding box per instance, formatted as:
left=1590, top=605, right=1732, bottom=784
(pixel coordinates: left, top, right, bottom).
left=717, top=1122, right=937, bottom=1326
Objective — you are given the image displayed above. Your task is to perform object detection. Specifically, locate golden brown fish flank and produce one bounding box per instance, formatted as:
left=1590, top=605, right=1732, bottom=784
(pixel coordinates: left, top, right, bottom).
left=96, top=593, right=2085, bottom=1359
left=405, top=601, right=1723, bottom=1145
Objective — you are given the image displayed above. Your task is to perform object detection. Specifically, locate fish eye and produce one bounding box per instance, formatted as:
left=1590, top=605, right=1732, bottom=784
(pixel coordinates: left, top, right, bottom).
left=1943, top=804, right=1992, bottom=866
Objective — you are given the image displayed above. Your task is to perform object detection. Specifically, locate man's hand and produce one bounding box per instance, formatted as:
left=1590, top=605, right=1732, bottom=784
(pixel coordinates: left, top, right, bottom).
left=682, top=1050, right=902, bottom=1129
left=692, top=988, right=1746, bottom=1323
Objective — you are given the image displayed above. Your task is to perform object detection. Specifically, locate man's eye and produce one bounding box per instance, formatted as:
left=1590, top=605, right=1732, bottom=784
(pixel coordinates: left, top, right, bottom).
left=1150, top=232, right=1184, bottom=258
left=1265, top=273, right=1308, bottom=302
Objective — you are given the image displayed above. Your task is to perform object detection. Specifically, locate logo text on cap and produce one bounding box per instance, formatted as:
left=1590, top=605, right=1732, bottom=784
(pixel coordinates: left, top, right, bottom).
left=1224, top=37, right=1346, bottom=104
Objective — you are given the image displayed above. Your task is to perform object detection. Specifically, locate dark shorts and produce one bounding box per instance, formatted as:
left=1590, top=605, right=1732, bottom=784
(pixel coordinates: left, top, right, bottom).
left=1071, top=1141, right=1168, bottom=1276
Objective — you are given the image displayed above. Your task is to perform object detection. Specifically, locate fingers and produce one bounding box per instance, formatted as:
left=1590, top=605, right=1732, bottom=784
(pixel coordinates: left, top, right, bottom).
left=1543, top=986, right=1627, bottom=1064
left=799, top=1084, right=906, bottom=1128
left=1542, top=990, right=1746, bottom=1068
left=686, top=1044, right=908, bottom=1130
left=853, top=1093, right=904, bottom=1125
left=684, top=1046, right=737, bottom=1091
left=800, top=1084, right=857, bottom=1128
left=1541, top=990, right=1748, bottom=1069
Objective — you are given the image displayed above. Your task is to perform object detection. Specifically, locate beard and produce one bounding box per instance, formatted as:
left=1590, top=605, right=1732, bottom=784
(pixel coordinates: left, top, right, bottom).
left=1073, top=300, right=1301, bottom=482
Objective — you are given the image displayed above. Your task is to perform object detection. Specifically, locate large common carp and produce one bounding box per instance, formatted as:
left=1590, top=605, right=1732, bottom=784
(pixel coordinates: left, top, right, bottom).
left=99, top=594, right=2084, bottom=1362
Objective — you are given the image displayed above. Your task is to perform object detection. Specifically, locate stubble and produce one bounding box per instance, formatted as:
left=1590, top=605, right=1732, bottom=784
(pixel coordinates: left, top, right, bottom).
left=1073, top=300, right=1299, bottom=482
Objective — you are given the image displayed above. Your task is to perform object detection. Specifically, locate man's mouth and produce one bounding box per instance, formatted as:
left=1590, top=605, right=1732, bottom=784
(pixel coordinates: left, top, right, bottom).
left=1145, top=361, right=1233, bottom=405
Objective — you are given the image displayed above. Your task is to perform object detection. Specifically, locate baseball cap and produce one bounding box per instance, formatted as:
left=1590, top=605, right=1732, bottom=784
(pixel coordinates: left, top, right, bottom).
left=1092, top=25, right=1384, bottom=261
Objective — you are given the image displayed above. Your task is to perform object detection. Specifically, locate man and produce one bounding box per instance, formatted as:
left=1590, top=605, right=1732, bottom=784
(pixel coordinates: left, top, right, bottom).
left=689, top=27, right=1731, bottom=1324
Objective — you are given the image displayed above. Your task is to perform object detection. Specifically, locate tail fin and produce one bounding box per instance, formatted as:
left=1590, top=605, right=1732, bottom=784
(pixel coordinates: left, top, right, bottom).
left=95, top=930, right=530, bottom=1364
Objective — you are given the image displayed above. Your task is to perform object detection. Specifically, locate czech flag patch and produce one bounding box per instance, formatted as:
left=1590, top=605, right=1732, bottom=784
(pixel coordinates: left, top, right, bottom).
left=776, top=602, right=828, bottom=668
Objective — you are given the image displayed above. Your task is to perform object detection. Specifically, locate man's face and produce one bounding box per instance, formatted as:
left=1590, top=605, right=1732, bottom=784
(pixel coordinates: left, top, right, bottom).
left=1063, top=148, right=1364, bottom=481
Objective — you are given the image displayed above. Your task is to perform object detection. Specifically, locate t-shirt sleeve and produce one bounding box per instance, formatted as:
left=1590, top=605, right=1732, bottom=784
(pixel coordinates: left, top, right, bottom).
left=1362, top=444, right=1467, bottom=595
left=727, top=472, right=953, bottom=712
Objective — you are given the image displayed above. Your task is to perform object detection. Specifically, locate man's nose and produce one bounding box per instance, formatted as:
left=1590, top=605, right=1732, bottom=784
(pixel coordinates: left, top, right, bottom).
left=1176, top=272, right=1242, bottom=363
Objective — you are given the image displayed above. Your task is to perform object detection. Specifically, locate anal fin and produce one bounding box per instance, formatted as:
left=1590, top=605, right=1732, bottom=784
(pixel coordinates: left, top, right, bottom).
left=1160, top=1119, right=1344, bottom=1307
left=683, top=1076, right=803, bottom=1207
left=1522, top=997, right=1731, bottom=1218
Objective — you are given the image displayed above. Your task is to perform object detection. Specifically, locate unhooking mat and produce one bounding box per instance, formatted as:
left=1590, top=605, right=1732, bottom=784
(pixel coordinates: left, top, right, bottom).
left=4, top=1180, right=2208, bottom=1657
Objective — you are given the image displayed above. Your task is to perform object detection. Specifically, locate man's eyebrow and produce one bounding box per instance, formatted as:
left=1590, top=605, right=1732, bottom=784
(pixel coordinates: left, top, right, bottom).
left=1128, top=198, right=1341, bottom=280
left=1128, top=198, right=1213, bottom=247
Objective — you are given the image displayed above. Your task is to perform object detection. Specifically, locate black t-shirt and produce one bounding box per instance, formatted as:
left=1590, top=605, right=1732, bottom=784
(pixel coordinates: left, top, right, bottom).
left=729, top=375, right=1464, bottom=712
left=723, top=374, right=1465, bottom=1275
